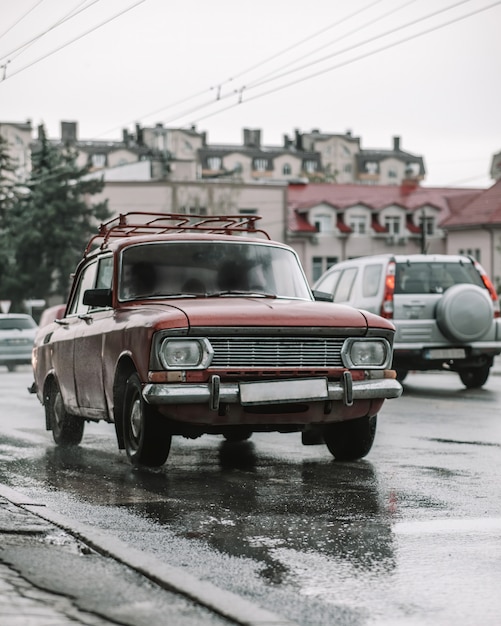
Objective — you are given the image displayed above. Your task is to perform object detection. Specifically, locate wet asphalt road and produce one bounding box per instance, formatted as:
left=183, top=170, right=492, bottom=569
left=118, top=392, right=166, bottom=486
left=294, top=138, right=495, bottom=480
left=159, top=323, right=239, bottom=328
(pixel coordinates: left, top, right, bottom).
left=1, top=366, right=501, bottom=626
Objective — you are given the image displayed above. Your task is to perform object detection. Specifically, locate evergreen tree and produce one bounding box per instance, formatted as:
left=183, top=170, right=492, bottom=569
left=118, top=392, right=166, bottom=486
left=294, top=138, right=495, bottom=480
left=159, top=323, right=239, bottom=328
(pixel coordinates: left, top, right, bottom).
left=4, top=125, right=110, bottom=309
left=0, top=132, right=22, bottom=306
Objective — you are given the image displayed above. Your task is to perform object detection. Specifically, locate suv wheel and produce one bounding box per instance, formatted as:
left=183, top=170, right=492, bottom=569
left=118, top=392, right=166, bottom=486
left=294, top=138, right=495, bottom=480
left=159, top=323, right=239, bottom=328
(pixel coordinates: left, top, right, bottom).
left=458, top=364, right=491, bottom=389
left=323, top=415, right=377, bottom=461
left=124, top=373, right=171, bottom=467
left=436, top=284, right=493, bottom=342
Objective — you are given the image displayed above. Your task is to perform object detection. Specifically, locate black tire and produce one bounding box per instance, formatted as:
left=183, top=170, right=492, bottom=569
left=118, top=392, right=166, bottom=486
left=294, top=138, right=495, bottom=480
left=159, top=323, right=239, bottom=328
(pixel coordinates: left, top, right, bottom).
left=123, top=373, right=171, bottom=467
left=458, top=365, right=490, bottom=389
left=223, top=428, right=252, bottom=443
left=323, top=415, right=377, bottom=461
left=47, top=380, right=84, bottom=446
left=396, top=369, right=408, bottom=382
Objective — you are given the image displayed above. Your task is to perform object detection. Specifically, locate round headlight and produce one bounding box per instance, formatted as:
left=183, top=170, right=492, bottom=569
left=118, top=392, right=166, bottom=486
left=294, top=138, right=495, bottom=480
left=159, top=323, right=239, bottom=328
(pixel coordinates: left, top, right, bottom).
left=342, top=339, right=389, bottom=368
left=159, top=338, right=212, bottom=369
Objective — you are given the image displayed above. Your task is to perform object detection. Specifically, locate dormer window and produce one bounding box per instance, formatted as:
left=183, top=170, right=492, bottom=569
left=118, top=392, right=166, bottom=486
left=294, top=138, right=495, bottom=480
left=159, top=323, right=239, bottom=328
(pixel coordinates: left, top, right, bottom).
left=91, top=154, right=106, bottom=168
left=283, top=163, right=292, bottom=175
left=254, top=158, right=268, bottom=171
left=313, top=213, right=333, bottom=233
left=303, top=160, right=317, bottom=173
left=207, top=156, right=222, bottom=170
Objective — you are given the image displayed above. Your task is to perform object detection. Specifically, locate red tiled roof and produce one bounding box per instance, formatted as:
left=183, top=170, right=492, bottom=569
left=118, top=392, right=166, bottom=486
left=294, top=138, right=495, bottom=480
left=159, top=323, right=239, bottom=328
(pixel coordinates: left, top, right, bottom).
left=288, top=209, right=317, bottom=233
left=441, top=179, right=501, bottom=228
left=287, top=182, right=485, bottom=231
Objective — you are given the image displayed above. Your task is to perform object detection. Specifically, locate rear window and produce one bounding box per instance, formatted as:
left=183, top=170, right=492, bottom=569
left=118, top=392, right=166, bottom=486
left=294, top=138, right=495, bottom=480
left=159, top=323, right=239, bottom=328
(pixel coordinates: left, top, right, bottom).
left=395, top=261, right=484, bottom=294
left=0, top=317, right=37, bottom=330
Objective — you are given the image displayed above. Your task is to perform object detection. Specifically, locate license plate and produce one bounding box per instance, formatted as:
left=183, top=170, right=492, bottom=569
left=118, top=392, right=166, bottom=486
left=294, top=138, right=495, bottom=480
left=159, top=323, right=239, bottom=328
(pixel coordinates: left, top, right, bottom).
left=425, top=348, right=466, bottom=359
left=239, top=378, right=328, bottom=406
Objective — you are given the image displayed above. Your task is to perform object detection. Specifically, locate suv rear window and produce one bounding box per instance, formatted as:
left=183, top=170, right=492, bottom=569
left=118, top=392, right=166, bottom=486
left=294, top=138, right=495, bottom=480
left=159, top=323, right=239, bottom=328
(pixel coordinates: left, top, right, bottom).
left=395, top=261, right=484, bottom=294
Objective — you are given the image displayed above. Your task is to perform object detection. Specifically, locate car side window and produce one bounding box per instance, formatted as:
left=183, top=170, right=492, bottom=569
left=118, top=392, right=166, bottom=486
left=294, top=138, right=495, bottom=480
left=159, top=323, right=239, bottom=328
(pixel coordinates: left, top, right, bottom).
left=315, top=270, right=340, bottom=295
left=334, top=268, right=358, bottom=302
left=67, top=261, right=98, bottom=316
left=95, top=256, right=113, bottom=290
left=362, top=264, right=383, bottom=297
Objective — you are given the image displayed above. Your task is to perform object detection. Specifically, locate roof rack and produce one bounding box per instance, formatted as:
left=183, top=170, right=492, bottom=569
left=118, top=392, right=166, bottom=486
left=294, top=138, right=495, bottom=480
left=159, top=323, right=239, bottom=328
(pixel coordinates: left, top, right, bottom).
left=84, top=211, right=270, bottom=256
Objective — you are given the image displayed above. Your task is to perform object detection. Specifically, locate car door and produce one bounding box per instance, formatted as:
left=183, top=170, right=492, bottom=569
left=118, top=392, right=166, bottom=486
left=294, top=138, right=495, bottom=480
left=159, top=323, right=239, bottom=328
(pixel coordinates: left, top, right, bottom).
left=72, top=255, right=114, bottom=419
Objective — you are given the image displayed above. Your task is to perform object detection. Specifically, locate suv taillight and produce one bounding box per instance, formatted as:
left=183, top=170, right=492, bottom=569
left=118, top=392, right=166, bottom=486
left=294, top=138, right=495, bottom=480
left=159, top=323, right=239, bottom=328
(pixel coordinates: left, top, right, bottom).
left=380, top=261, right=396, bottom=319
left=474, top=260, right=500, bottom=318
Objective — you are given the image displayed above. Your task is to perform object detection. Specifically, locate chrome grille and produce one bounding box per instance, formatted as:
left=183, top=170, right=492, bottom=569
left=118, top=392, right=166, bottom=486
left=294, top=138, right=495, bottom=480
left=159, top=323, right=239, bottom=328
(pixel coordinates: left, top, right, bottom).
left=208, top=337, right=345, bottom=368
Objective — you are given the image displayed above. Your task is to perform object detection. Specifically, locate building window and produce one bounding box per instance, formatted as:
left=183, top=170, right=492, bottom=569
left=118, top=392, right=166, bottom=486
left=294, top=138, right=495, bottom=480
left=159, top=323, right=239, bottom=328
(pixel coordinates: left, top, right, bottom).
left=91, top=154, right=106, bottom=168
left=348, top=214, right=367, bottom=235
left=384, top=216, right=401, bottom=235
left=233, top=162, right=243, bottom=173
left=303, top=160, right=317, bottom=173
left=283, top=163, right=292, bottom=175
left=312, top=256, right=338, bottom=282
left=254, top=158, right=268, bottom=171
left=239, top=208, right=258, bottom=215
left=313, top=214, right=333, bottom=233
left=207, top=156, right=222, bottom=170
left=419, top=216, right=434, bottom=236
left=344, top=163, right=352, bottom=173
left=459, top=248, right=480, bottom=261
left=365, top=161, right=378, bottom=174
left=388, top=169, right=398, bottom=178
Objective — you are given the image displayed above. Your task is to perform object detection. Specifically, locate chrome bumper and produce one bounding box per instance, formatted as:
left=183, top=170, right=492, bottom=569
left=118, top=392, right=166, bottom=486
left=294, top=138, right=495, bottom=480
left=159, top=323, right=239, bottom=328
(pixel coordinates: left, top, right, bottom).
left=143, top=374, right=402, bottom=411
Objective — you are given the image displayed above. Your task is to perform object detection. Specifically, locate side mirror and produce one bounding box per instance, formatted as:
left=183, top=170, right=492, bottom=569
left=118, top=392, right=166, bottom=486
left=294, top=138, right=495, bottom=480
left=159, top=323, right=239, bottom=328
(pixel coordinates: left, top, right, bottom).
left=83, top=288, right=113, bottom=308
left=312, top=290, right=334, bottom=302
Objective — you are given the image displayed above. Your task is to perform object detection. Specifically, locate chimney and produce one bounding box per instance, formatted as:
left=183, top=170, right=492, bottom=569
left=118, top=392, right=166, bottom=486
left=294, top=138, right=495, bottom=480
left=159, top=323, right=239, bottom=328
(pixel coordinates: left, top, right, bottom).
left=393, top=136, right=401, bottom=152
left=243, top=128, right=261, bottom=148
left=61, top=121, right=77, bottom=144
left=294, top=129, right=303, bottom=151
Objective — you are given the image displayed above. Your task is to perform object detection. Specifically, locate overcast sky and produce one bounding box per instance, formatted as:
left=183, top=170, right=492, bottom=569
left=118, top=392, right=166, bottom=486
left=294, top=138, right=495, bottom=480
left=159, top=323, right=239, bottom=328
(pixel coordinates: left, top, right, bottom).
left=1, top=0, right=500, bottom=187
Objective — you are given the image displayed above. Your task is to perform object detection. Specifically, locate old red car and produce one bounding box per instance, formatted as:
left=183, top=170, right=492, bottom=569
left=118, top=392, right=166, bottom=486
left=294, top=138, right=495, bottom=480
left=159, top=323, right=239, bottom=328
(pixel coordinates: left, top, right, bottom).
left=32, top=212, right=402, bottom=467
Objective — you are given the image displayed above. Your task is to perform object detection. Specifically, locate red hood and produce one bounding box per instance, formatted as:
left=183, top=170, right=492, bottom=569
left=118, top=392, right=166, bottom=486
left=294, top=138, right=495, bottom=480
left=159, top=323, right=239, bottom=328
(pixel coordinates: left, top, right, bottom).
left=130, top=297, right=394, bottom=332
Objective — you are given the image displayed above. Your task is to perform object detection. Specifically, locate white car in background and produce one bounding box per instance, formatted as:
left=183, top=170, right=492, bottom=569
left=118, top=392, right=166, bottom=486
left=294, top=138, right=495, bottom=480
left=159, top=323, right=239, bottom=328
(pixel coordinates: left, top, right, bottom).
left=0, top=313, right=38, bottom=372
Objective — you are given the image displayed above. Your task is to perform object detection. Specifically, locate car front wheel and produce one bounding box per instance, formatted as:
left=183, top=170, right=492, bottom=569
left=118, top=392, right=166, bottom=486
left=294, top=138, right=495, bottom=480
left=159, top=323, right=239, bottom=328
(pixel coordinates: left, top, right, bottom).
left=458, top=365, right=491, bottom=389
left=123, top=373, right=171, bottom=467
left=47, top=381, right=84, bottom=446
left=323, top=415, right=377, bottom=461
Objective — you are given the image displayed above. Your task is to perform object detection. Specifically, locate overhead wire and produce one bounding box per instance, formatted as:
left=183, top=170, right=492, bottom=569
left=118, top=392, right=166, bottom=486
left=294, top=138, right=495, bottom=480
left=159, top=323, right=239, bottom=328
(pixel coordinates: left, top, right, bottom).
left=0, top=0, right=147, bottom=82
left=0, top=0, right=45, bottom=41
left=0, top=0, right=101, bottom=65
left=97, top=0, right=387, bottom=136
left=181, top=0, right=501, bottom=129
left=245, top=0, right=474, bottom=91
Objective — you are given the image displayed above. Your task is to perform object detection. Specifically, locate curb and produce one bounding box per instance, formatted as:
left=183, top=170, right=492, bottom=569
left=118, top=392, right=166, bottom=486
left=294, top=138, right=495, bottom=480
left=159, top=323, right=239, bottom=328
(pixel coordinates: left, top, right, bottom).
left=0, top=484, right=298, bottom=626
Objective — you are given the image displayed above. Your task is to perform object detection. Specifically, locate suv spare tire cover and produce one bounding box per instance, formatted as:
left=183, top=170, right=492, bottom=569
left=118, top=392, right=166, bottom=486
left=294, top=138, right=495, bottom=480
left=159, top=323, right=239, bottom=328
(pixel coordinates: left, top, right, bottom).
left=436, top=284, right=493, bottom=342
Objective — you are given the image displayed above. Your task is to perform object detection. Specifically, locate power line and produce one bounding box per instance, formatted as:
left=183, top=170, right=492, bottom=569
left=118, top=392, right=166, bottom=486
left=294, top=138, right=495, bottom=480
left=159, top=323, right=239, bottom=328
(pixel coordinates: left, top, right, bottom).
left=115, top=0, right=481, bottom=133
left=0, top=0, right=147, bottom=82
left=0, top=0, right=45, bottom=41
left=184, top=0, right=501, bottom=129
left=246, top=0, right=474, bottom=91
left=0, top=0, right=101, bottom=65
left=97, top=0, right=387, bottom=136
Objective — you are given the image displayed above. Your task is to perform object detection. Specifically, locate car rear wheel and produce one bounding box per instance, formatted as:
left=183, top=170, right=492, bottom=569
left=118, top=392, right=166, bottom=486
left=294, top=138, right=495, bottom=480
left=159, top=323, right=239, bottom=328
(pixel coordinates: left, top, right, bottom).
left=458, top=364, right=491, bottom=389
left=47, top=381, right=85, bottom=446
left=123, top=373, right=171, bottom=467
left=323, top=415, right=377, bottom=461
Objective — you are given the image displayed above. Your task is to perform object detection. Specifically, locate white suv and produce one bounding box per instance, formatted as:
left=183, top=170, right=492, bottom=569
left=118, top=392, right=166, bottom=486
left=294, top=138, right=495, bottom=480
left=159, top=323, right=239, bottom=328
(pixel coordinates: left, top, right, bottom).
left=312, top=254, right=501, bottom=388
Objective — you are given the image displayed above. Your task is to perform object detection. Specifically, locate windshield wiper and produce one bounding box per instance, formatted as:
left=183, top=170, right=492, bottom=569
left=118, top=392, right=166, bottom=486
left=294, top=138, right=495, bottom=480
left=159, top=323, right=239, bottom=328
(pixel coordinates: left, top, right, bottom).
left=205, top=290, right=277, bottom=298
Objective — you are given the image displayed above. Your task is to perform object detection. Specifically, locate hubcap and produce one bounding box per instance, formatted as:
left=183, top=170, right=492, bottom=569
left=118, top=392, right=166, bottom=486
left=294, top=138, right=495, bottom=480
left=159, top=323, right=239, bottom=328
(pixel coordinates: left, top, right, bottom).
left=130, top=398, right=142, bottom=444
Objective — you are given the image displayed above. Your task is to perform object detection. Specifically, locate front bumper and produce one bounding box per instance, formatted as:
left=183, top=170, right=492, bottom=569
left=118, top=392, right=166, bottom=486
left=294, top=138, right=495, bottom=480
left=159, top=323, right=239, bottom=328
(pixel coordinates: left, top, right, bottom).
left=143, top=373, right=403, bottom=411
